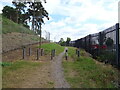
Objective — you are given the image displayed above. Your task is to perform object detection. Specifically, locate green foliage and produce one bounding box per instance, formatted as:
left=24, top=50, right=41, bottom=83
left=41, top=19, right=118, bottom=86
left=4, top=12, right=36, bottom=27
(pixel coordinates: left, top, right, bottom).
left=97, top=51, right=116, bottom=63
left=2, top=6, right=17, bottom=22
left=105, top=38, right=114, bottom=47
left=2, top=16, right=36, bottom=34
left=66, top=37, right=71, bottom=46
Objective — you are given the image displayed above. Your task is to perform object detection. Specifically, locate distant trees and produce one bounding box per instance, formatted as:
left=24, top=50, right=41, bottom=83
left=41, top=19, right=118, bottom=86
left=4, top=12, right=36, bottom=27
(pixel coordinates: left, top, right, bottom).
left=59, top=38, right=66, bottom=46
left=2, top=6, right=17, bottom=22
left=59, top=37, right=71, bottom=46
left=66, top=37, right=71, bottom=46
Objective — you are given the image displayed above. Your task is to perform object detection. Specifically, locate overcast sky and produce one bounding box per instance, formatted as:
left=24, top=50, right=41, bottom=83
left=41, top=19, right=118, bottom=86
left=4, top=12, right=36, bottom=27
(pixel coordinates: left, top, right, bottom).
left=0, top=0, right=119, bottom=42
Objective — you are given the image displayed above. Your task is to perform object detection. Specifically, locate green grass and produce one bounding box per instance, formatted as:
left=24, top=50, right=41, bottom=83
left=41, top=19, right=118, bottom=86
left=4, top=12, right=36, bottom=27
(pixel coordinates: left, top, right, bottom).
left=2, top=60, right=42, bottom=88
left=2, top=15, right=36, bottom=35
left=40, top=43, right=64, bottom=55
left=63, top=47, right=119, bottom=88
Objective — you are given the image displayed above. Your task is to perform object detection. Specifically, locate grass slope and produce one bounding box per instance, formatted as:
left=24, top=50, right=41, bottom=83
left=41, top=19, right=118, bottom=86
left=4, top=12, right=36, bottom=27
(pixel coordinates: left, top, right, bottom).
left=2, top=15, right=35, bottom=35
left=2, top=60, right=42, bottom=88
left=41, top=43, right=65, bottom=55
left=63, top=47, right=119, bottom=88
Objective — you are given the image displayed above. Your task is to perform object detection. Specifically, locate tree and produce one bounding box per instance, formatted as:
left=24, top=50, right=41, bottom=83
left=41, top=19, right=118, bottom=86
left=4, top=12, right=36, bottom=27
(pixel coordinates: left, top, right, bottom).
left=12, top=0, right=26, bottom=23
left=59, top=38, right=64, bottom=42
left=25, top=0, right=49, bottom=49
left=2, top=6, right=17, bottom=22
left=59, top=38, right=66, bottom=46
left=105, top=37, right=114, bottom=48
left=66, top=37, right=71, bottom=46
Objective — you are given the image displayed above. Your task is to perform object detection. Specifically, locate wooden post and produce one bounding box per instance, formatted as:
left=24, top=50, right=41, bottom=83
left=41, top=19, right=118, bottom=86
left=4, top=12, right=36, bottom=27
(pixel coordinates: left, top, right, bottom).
left=41, top=48, right=43, bottom=56
left=53, top=49, right=56, bottom=57
left=37, top=49, right=39, bottom=60
left=51, top=50, right=53, bottom=60
left=29, top=47, right=31, bottom=56
left=22, top=47, right=26, bottom=59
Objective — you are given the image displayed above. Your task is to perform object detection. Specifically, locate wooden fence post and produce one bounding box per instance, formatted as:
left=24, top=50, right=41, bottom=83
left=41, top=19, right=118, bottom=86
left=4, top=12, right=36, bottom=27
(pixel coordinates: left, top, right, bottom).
left=41, top=48, right=43, bottom=56
left=53, top=49, right=56, bottom=57
left=22, top=47, right=26, bottom=59
left=37, top=49, right=39, bottom=60
left=51, top=50, right=53, bottom=60
left=29, top=47, right=31, bottom=56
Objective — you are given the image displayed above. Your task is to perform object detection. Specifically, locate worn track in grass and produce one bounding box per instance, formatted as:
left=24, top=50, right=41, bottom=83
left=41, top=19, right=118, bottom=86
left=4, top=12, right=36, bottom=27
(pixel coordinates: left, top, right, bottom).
left=51, top=47, right=70, bottom=88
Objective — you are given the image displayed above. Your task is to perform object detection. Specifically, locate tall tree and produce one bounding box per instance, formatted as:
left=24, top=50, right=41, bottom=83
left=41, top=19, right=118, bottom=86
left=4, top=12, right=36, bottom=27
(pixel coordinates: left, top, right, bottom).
left=12, top=0, right=26, bottom=23
left=26, top=0, right=49, bottom=48
left=2, top=6, right=17, bottom=22
left=66, top=37, right=71, bottom=46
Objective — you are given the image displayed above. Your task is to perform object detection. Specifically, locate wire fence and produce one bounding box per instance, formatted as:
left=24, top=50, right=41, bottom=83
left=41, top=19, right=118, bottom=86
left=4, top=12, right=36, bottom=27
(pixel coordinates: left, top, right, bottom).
left=74, top=23, right=120, bottom=68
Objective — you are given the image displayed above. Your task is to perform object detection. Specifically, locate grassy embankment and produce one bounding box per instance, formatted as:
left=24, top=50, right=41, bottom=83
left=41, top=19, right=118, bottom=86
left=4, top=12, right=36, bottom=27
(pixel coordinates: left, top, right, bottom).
left=41, top=43, right=64, bottom=55
left=2, top=15, right=35, bottom=34
left=2, top=43, right=64, bottom=88
left=63, top=47, right=119, bottom=88
left=2, top=60, right=42, bottom=88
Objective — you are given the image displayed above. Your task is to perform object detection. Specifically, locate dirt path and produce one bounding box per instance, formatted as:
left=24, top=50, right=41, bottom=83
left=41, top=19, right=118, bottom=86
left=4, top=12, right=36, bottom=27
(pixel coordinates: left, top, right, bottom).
left=51, top=47, right=70, bottom=88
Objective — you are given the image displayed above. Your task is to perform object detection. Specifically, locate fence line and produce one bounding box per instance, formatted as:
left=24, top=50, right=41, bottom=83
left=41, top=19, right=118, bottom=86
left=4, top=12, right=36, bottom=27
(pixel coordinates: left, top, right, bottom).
left=74, top=23, right=120, bottom=68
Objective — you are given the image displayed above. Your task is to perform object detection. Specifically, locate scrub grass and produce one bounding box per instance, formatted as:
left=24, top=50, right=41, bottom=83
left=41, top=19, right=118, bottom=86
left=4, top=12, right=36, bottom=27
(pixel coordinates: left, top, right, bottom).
left=2, top=60, right=42, bottom=88
left=63, top=47, right=119, bottom=88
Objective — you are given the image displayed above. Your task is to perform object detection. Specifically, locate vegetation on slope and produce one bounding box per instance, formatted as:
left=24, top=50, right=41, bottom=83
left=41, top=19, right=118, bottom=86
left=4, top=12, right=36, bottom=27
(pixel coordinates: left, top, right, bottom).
left=2, top=15, right=36, bottom=35
left=41, top=43, right=65, bottom=55
left=2, top=60, right=42, bottom=88
left=63, top=47, right=119, bottom=88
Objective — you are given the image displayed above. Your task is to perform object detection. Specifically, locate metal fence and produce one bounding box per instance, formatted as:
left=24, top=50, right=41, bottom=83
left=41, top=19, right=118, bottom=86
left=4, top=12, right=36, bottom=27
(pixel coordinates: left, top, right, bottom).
left=74, top=23, right=120, bottom=68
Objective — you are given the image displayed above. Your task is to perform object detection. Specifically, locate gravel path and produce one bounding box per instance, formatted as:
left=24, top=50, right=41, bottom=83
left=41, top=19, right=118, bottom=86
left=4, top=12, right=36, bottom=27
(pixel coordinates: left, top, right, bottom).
left=51, top=47, right=70, bottom=88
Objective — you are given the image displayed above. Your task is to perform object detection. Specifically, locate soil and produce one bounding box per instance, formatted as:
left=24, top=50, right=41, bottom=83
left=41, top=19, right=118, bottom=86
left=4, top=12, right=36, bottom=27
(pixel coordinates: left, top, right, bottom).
left=51, top=47, right=70, bottom=88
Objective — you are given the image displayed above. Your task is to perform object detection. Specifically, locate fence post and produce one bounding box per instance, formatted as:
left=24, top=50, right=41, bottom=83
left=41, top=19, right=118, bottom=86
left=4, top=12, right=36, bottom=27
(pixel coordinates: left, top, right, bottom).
left=85, top=37, right=87, bottom=50
left=51, top=50, right=53, bottom=60
left=22, top=47, right=26, bottom=59
left=116, top=23, right=120, bottom=68
left=29, top=47, right=31, bottom=56
left=98, top=32, right=102, bottom=56
left=37, top=49, right=39, bottom=60
left=89, top=34, right=91, bottom=53
left=77, top=49, right=80, bottom=58
left=41, top=48, right=43, bottom=56
left=76, top=49, right=78, bottom=55
left=65, top=52, right=68, bottom=60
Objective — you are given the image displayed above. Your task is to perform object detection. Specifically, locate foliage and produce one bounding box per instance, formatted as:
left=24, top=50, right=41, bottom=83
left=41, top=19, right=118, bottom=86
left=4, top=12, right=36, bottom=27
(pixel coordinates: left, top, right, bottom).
left=66, top=37, right=71, bottom=46
left=98, top=32, right=106, bottom=46
left=105, top=38, right=114, bottom=47
left=2, top=6, right=17, bottom=22
left=59, top=38, right=66, bottom=46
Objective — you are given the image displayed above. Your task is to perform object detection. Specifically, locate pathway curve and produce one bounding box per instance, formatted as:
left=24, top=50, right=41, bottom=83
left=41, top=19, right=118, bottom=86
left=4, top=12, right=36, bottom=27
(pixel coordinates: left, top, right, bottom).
left=51, top=47, right=70, bottom=88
